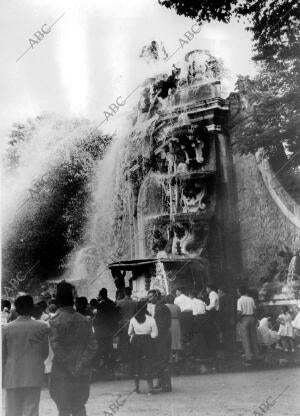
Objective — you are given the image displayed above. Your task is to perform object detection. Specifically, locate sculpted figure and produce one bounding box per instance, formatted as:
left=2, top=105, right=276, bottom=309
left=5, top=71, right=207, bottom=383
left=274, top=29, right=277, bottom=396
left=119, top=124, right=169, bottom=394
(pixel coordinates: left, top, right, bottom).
left=182, top=188, right=207, bottom=213
left=177, top=162, right=188, bottom=173
left=194, top=140, right=205, bottom=164
left=166, top=152, right=176, bottom=174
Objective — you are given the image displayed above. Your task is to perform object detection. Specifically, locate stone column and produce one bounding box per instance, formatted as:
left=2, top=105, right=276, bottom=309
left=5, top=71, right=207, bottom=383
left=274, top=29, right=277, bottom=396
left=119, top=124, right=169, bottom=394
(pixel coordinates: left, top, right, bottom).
left=215, top=130, right=242, bottom=290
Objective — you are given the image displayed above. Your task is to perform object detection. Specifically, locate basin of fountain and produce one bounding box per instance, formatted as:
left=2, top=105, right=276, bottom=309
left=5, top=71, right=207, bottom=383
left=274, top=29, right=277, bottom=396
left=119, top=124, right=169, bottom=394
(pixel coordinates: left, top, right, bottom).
left=108, top=256, right=209, bottom=299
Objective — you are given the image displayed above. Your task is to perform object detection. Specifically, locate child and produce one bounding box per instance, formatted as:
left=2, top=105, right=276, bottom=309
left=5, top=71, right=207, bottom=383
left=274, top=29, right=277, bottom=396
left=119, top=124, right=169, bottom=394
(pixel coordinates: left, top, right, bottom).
left=128, top=300, right=158, bottom=394
left=257, top=317, right=279, bottom=348
left=277, top=306, right=295, bottom=352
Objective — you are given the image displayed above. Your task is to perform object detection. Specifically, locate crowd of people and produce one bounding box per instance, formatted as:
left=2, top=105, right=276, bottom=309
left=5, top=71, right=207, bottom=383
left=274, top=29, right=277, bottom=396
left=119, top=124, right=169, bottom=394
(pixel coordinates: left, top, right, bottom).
left=2, top=281, right=300, bottom=416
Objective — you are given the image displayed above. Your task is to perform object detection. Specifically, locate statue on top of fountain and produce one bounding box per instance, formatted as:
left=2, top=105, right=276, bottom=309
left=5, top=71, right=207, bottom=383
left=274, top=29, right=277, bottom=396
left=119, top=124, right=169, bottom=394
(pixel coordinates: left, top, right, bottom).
left=137, top=49, right=224, bottom=116
left=152, top=65, right=181, bottom=109
left=139, top=40, right=169, bottom=63
left=185, top=50, right=224, bottom=85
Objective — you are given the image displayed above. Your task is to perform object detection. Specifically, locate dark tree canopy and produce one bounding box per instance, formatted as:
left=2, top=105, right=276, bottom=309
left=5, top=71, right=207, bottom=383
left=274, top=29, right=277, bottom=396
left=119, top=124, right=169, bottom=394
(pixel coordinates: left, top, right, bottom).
left=159, top=0, right=300, bottom=166
left=159, top=0, right=237, bottom=23
left=158, top=0, right=299, bottom=59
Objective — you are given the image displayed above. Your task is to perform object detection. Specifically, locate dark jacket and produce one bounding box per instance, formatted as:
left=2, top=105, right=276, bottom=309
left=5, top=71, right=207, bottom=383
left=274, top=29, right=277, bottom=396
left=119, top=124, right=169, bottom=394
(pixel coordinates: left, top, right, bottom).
left=154, top=303, right=171, bottom=336
left=116, top=298, right=137, bottom=326
left=2, top=316, right=49, bottom=388
left=49, top=307, right=97, bottom=377
left=93, top=298, right=121, bottom=338
left=219, top=293, right=235, bottom=326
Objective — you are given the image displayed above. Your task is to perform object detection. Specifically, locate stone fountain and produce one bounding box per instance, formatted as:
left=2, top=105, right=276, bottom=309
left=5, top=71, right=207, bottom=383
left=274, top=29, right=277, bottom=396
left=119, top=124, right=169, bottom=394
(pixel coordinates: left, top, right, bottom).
left=108, top=50, right=241, bottom=299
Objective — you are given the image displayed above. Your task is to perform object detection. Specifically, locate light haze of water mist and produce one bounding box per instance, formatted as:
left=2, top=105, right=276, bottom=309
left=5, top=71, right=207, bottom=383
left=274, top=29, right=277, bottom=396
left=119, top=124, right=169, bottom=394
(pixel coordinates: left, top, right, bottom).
left=65, top=121, right=129, bottom=297
left=1, top=0, right=255, bottom=294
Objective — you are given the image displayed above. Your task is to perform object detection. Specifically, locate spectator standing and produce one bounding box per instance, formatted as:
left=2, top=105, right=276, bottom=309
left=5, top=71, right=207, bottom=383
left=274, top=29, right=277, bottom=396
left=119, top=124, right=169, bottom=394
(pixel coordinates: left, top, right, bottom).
left=237, top=285, right=259, bottom=364
left=165, top=294, right=182, bottom=362
left=128, top=300, right=158, bottom=394
left=174, top=287, right=193, bottom=347
left=31, top=304, right=43, bottom=321
left=116, top=287, right=137, bottom=365
left=205, top=284, right=219, bottom=312
left=190, top=290, right=206, bottom=316
left=205, top=284, right=219, bottom=360
left=49, top=281, right=97, bottom=416
left=44, top=303, right=57, bottom=380
left=277, top=306, right=295, bottom=352
left=93, top=288, right=121, bottom=377
left=2, top=295, right=49, bottom=416
left=75, top=297, right=93, bottom=318
left=89, top=299, right=99, bottom=317
left=292, top=307, right=300, bottom=348
left=48, top=303, right=58, bottom=317
left=148, top=289, right=172, bottom=392
left=7, top=301, right=19, bottom=323
left=37, top=300, right=50, bottom=321
left=189, top=290, right=207, bottom=358
left=218, top=286, right=235, bottom=355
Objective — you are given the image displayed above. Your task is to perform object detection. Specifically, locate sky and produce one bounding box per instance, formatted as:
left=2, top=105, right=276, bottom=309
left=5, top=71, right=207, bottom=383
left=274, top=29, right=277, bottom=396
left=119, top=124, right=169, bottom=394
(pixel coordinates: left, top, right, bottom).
left=0, top=0, right=257, bottom=135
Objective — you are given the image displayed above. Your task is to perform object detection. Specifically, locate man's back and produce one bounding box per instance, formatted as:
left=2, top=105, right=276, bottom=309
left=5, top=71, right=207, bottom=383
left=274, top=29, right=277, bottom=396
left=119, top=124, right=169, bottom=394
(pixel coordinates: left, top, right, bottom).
left=49, top=307, right=97, bottom=377
left=94, top=298, right=120, bottom=335
left=237, top=295, right=256, bottom=316
left=154, top=303, right=171, bottom=335
left=2, top=317, right=49, bottom=388
left=174, top=294, right=192, bottom=312
left=219, top=293, right=235, bottom=318
left=116, top=298, right=136, bottom=324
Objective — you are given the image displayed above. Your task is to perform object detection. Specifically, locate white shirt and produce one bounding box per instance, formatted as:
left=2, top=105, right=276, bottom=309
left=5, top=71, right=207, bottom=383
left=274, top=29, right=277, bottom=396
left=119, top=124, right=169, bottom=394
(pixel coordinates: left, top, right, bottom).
left=174, top=294, right=193, bottom=312
left=237, top=295, right=256, bottom=315
left=192, top=298, right=206, bottom=316
left=206, top=291, right=219, bottom=311
left=128, top=315, right=158, bottom=338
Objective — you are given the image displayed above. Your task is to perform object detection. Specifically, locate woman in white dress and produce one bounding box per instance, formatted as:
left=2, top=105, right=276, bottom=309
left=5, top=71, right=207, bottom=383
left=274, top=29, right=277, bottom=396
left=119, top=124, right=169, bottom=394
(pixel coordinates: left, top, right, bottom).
left=277, top=306, right=295, bottom=352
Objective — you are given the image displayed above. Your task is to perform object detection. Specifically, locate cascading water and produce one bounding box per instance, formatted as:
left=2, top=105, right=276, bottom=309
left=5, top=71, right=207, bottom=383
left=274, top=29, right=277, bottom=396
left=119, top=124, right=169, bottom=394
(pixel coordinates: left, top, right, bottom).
left=70, top=106, right=169, bottom=297
left=2, top=115, right=100, bottom=243
left=66, top=129, right=128, bottom=298
left=3, top=45, right=226, bottom=299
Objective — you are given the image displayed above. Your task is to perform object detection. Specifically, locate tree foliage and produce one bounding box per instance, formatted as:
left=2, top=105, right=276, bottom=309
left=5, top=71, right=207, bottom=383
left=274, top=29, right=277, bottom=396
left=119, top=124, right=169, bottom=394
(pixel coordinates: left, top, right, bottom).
left=158, top=0, right=299, bottom=60
left=232, top=58, right=300, bottom=167
left=159, top=0, right=300, bottom=164
left=2, top=115, right=112, bottom=288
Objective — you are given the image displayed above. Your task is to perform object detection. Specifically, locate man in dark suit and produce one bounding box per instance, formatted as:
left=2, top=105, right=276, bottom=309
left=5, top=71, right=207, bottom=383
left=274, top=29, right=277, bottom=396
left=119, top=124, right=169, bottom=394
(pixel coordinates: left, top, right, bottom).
left=2, top=294, right=49, bottom=416
left=49, top=281, right=97, bottom=416
left=148, top=289, right=172, bottom=392
left=218, top=286, right=236, bottom=355
left=93, top=288, right=121, bottom=377
left=116, top=287, right=137, bottom=365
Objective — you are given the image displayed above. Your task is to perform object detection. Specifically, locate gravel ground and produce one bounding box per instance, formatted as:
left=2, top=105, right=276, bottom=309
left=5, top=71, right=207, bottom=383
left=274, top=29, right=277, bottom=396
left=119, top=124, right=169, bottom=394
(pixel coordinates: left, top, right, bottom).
left=2, top=368, right=300, bottom=415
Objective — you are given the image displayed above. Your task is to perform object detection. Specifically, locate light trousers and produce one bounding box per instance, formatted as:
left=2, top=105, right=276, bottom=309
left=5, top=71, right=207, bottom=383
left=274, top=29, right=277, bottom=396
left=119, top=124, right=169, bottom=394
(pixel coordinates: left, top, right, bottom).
left=240, top=316, right=259, bottom=360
